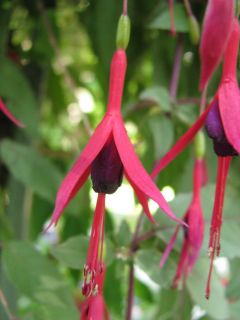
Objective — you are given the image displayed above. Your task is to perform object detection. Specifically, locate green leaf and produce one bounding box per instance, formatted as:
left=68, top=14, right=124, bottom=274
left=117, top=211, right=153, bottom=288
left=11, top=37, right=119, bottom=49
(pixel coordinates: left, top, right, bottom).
left=140, top=86, right=171, bottom=112
left=229, top=301, right=240, bottom=320
left=116, top=220, right=132, bottom=247
left=0, top=139, right=63, bottom=202
left=174, top=104, right=198, bottom=126
left=226, top=258, right=240, bottom=300
left=154, top=288, right=192, bottom=320
left=50, top=235, right=89, bottom=269
left=104, top=260, right=123, bottom=315
left=0, top=7, right=11, bottom=54
left=149, top=4, right=188, bottom=33
left=136, top=249, right=176, bottom=288
left=0, top=57, right=39, bottom=136
left=135, top=279, right=154, bottom=303
left=2, top=241, right=79, bottom=320
left=51, top=234, right=115, bottom=269
left=147, top=115, right=174, bottom=159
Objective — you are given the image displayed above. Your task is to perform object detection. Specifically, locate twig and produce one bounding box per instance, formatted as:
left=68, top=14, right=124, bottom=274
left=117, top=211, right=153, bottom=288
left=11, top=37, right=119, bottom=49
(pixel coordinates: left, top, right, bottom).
left=0, top=289, right=18, bottom=320
left=169, top=36, right=184, bottom=103
left=123, top=97, right=202, bottom=119
left=176, top=97, right=201, bottom=105
left=132, top=224, right=178, bottom=252
left=36, top=1, right=92, bottom=136
left=39, top=145, right=76, bottom=159
left=125, top=262, right=134, bottom=320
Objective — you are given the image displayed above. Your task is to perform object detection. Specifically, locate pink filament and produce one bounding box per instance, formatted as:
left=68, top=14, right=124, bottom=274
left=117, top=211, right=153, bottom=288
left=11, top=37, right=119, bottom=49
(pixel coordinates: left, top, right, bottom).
left=86, top=194, right=106, bottom=270
left=205, top=156, right=231, bottom=299
left=83, top=194, right=106, bottom=298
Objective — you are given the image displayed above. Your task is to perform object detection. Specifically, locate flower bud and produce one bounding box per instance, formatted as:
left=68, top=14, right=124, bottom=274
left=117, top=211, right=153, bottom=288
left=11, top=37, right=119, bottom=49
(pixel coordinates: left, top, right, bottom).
left=188, top=15, right=200, bottom=45
left=194, top=131, right=205, bottom=159
left=237, top=0, right=240, bottom=17
left=116, top=14, right=131, bottom=50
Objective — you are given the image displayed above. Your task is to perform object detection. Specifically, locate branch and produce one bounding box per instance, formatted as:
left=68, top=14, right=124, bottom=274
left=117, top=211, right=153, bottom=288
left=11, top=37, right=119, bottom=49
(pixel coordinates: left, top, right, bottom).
left=125, top=262, right=134, bottom=320
left=123, top=0, right=128, bottom=15
left=0, top=289, right=18, bottom=320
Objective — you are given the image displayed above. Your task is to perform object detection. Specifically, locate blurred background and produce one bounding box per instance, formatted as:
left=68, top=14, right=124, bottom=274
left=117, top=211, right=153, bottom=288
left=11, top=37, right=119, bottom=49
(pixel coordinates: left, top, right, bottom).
left=0, top=0, right=240, bottom=319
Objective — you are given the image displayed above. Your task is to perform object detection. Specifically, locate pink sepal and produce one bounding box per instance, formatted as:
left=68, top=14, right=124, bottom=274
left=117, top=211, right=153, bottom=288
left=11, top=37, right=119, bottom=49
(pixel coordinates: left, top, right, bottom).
left=46, top=116, right=113, bottom=229
left=113, top=118, right=184, bottom=225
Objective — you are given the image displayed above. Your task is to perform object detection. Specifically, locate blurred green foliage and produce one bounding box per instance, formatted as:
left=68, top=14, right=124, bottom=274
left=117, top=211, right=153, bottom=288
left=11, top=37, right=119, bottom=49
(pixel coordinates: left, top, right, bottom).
left=0, top=1, right=239, bottom=320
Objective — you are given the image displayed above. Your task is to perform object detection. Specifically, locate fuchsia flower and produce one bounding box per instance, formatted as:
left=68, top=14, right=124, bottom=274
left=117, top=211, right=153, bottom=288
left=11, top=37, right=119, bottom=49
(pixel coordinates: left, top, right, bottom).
left=152, top=18, right=240, bottom=298
left=151, top=18, right=240, bottom=175
left=47, top=48, right=184, bottom=230
left=47, top=31, right=185, bottom=315
left=0, top=98, right=24, bottom=127
left=160, top=158, right=205, bottom=287
left=199, top=0, right=234, bottom=90
left=48, top=10, right=185, bottom=317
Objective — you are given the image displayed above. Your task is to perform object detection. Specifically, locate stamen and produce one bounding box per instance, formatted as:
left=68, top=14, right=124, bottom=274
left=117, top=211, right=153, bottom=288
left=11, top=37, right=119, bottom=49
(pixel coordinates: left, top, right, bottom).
left=206, top=156, right=231, bottom=298
left=82, top=266, right=96, bottom=297
left=82, top=194, right=106, bottom=298
left=206, top=234, right=216, bottom=299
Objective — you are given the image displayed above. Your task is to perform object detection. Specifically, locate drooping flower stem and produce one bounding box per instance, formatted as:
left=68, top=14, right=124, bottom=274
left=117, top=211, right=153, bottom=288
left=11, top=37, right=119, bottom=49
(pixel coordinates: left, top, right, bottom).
left=183, top=0, right=192, bottom=16
left=169, top=36, right=183, bottom=102
left=205, top=156, right=231, bottom=299
left=123, top=0, right=128, bottom=15
left=168, top=0, right=176, bottom=36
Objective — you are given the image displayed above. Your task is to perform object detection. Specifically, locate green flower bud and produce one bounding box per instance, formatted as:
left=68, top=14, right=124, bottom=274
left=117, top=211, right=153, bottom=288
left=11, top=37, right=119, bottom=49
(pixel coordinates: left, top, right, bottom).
left=116, top=14, right=131, bottom=49
left=188, top=15, right=200, bottom=45
left=194, top=131, right=206, bottom=159
left=237, top=0, right=240, bottom=17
